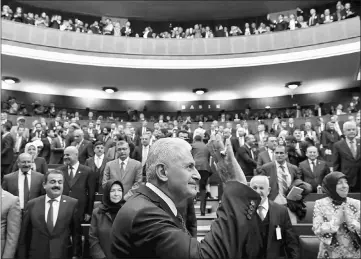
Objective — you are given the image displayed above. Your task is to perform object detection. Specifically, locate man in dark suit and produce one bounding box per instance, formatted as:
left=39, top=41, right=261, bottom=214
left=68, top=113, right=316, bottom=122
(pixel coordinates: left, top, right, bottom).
left=287, top=118, right=296, bottom=135
left=254, top=124, right=268, bottom=149
left=223, top=128, right=238, bottom=155
left=2, top=153, right=45, bottom=210
left=50, top=129, right=66, bottom=164
left=17, top=170, right=82, bottom=259
left=71, top=129, right=94, bottom=164
left=57, top=146, right=96, bottom=222
left=1, top=122, right=15, bottom=178
left=236, top=134, right=257, bottom=176
left=85, top=141, right=110, bottom=193
left=132, top=133, right=151, bottom=182
left=136, top=120, right=151, bottom=139
left=96, top=126, right=114, bottom=155
left=30, top=122, right=47, bottom=141
left=1, top=111, right=13, bottom=127
left=191, top=135, right=211, bottom=216
left=176, top=197, right=197, bottom=237
left=48, top=115, right=63, bottom=131
left=333, top=121, right=361, bottom=192
left=111, top=137, right=264, bottom=259
left=13, top=126, right=27, bottom=155
left=39, top=129, right=55, bottom=164
left=250, top=175, right=300, bottom=259
left=257, top=135, right=278, bottom=168
left=298, top=146, right=330, bottom=192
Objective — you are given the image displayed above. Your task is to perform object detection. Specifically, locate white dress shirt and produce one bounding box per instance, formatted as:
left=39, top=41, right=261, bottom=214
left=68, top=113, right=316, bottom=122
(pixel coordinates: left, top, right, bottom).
left=142, top=145, right=150, bottom=166
left=15, top=135, right=23, bottom=153
left=45, top=195, right=61, bottom=227
left=18, top=169, right=32, bottom=209
left=309, top=159, right=317, bottom=172
left=68, top=162, right=80, bottom=177
left=268, top=149, right=274, bottom=161
left=95, top=154, right=104, bottom=168
left=258, top=198, right=269, bottom=219
left=146, top=182, right=177, bottom=216
left=58, top=136, right=65, bottom=147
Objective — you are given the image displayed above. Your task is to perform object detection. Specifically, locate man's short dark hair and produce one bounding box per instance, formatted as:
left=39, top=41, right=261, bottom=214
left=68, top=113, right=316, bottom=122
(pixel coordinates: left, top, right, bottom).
left=265, top=135, right=277, bottom=142
left=2, top=122, right=12, bottom=132
left=275, top=145, right=286, bottom=152
left=94, top=141, right=104, bottom=148
left=177, top=130, right=189, bottom=138
left=43, top=169, right=64, bottom=183
left=285, top=136, right=297, bottom=143
left=194, top=135, right=202, bottom=142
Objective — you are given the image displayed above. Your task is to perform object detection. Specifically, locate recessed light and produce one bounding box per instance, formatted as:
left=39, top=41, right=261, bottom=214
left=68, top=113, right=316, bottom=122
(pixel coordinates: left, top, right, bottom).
left=2, top=76, right=20, bottom=84
left=285, top=81, right=302, bottom=90
left=265, top=106, right=271, bottom=109
left=102, top=87, right=118, bottom=93
left=192, top=88, right=208, bottom=95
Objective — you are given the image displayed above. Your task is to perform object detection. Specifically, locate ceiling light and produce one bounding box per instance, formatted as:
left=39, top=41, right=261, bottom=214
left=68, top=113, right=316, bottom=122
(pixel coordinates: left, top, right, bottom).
left=2, top=76, right=20, bottom=84
left=357, top=71, right=360, bottom=80
left=265, top=106, right=271, bottom=109
left=285, top=81, right=302, bottom=90
left=192, top=88, right=208, bottom=95
left=102, top=87, right=118, bottom=93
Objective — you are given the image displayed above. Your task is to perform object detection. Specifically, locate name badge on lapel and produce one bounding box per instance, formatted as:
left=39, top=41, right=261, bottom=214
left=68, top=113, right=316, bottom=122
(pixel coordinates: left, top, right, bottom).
left=276, top=225, right=282, bottom=240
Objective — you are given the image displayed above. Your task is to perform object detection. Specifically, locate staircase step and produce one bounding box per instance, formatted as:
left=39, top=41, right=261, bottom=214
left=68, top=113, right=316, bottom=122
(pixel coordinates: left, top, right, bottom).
left=197, top=212, right=217, bottom=226
left=194, top=205, right=213, bottom=214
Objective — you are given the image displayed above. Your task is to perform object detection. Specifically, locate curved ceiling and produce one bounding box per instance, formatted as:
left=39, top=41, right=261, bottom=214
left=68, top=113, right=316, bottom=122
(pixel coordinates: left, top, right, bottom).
left=20, top=1, right=332, bottom=21
left=2, top=52, right=359, bottom=101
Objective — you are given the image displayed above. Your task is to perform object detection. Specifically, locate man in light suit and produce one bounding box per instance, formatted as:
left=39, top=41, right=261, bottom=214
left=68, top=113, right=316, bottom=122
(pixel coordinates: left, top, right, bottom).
left=250, top=176, right=299, bottom=259
left=191, top=135, right=211, bottom=216
left=71, top=129, right=94, bottom=165
left=57, top=146, right=96, bottom=222
left=257, top=135, right=278, bottom=168
left=17, top=170, right=82, bottom=259
left=2, top=153, right=45, bottom=210
left=236, top=134, right=257, bottom=176
left=102, top=140, right=142, bottom=200
left=333, top=121, right=361, bottom=192
left=298, top=146, right=330, bottom=192
left=1, top=187, right=22, bottom=259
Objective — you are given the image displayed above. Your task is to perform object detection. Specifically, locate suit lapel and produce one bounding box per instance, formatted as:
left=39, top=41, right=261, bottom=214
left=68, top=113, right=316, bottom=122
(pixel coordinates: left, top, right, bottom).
left=304, top=161, right=314, bottom=178
left=12, top=172, right=20, bottom=196
left=62, top=167, right=71, bottom=188
left=37, top=196, right=50, bottom=236
left=53, top=196, right=67, bottom=235
left=30, top=170, right=39, bottom=198
left=71, top=166, right=82, bottom=186
left=121, top=160, right=132, bottom=181
left=341, top=140, right=354, bottom=159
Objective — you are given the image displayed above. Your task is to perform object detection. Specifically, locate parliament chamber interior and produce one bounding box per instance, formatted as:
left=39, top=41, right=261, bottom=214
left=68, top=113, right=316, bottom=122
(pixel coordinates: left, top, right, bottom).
left=1, top=0, right=360, bottom=259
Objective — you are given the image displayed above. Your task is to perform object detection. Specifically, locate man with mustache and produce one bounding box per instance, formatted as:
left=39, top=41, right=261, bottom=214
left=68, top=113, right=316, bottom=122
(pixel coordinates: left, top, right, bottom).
left=2, top=153, right=44, bottom=211
left=18, top=170, right=82, bottom=259
left=57, top=146, right=96, bottom=222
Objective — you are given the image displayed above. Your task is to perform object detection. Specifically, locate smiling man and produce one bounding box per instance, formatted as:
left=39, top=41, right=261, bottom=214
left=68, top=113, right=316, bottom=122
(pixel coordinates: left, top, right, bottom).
left=18, top=170, right=82, bottom=259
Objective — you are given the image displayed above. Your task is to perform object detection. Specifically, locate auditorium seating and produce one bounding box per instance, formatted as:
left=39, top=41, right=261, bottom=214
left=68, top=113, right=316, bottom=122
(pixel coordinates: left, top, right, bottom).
left=299, top=235, right=320, bottom=258
left=48, top=164, right=62, bottom=169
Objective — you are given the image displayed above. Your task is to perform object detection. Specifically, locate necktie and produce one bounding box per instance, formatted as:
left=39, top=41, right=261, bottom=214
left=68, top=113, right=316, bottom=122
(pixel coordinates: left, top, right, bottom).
left=23, top=172, right=30, bottom=207
left=47, top=199, right=55, bottom=233
left=258, top=206, right=265, bottom=221
left=279, top=165, right=288, bottom=194
left=103, top=136, right=106, bottom=142
left=176, top=213, right=191, bottom=236
left=69, top=166, right=74, bottom=181
left=120, top=162, right=125, bottom=175
left=350, top=141, right=357, bottom=158
left=311, top=161, right=315, bottom=172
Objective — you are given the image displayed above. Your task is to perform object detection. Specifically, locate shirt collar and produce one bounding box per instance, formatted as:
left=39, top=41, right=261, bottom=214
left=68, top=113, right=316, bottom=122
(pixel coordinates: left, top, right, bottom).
left=346, top=138, right=355, bottom=144
left=119, top=157, right=129, bottom=166
left=145, top=182, right=177, bottom=216
left=259, top=197, right=269, bottom=211
left=70, top=161, right=80, bottom=171
left=309, top=159, right=317, bottom=164
left=96, top=154, right=104, bottom=160
left=45, top=195, right=61, bottom=203
left=275, top=161, right=286, bottom=168
left=19, top=169, right=32, bottom=176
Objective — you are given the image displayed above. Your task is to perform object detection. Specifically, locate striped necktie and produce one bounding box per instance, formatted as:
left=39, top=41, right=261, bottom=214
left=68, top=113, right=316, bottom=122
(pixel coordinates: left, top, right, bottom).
left=279, top=165, right=288, bottom=194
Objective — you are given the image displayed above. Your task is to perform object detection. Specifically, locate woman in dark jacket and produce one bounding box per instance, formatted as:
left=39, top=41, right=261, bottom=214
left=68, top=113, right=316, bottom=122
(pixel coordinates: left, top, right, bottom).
left=89, top=180, right=125, bottom=259
left=12, top=142, right=48, bottom=174
left=321, top=121, right=340, bottom=166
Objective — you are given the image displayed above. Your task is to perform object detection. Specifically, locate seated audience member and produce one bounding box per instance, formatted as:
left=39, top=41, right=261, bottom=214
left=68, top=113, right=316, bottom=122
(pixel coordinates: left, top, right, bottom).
left=102, top=141, right=142, bottom=201
left=257, top=135, right=278, bottom=168
left=89, top=180, right=125, bottom=259
left=236, top=134, right=257, bottom=176
left=110, top=136, right=265, bottom=259
left=333, top=121, right=361, bottom=192
left=298, top=146, right=330, bottom=192
left=17, top=170, right=82, bottom=259
left=12, top=142, right=48, bottom=174
left=308, top=8, right=321, bottom=26
left=321, top=122, right=340, bottom=166
left=312, top=172, right=360, bottom=259
left=1, top=187, right=22, bottom=259
left=2, top=153, right=45, bottom=210
left=250, top=176, right=299, bottom=259
left=341, top=2, right=357, bottom=19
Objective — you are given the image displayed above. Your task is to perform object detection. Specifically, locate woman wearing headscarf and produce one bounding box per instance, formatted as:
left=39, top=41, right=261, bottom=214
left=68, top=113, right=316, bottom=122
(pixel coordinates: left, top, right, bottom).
left=312, top=172, right=360, bottom=258
left=89, top=180, right=125, bottom=259
left=12, top=142, right=48, bottom=174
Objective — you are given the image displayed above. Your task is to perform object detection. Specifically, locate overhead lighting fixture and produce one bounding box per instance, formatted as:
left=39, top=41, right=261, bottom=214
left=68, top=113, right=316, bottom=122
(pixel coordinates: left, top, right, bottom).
left=102, top=87, right=118, bottom=93
left=357, top=71, right=360, bottom=80
left=192, top=88, right=208, bottom=95
left=265, top=106, right=271, bottom=109
left=285, top=81, right=302, bottom=90
left=2, top=76, right=20, bottom=84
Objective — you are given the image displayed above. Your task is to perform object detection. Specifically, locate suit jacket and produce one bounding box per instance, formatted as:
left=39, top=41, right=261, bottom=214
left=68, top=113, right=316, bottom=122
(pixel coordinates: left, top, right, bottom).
left=13, top=135, right=27, bottom=154
left=17, top=195, right=82, bottom=259
left=1, top=133, right=14, bottom=165
left=260, top=162, right=300, bottom=201
left=71, top=139, right=94, bottom=164
left=48, top=120, right=63, bottom=130
left=257, top=150, right=272, bottom=168
left=30, top=130, right=47, bottom=141
left=176, top=197, right=197, bottom=238
left=49, top=136, right=65, bottom=164
left=321, top=130, right=340, bottom=150
left=2, top=170, right=45, bottom=201
left=265, top=200, right=299, bottom=259
left=254, top=132, right=268, bottom=147
left=57, top=164, right=97, bottom=217
left=236, top=144, right=257, bottom=176
left=85, top=156, right=110, bottom=193
left=96, top=134, right=114, bottom=154
left=102, top=158, right=142, bottom=200
left=136, top=126, right=151, bottom=137
left=12, top=157, right=48, bottom=175
left=298, top=159, right=329, bottom=192
left=1, top=190, right=22, bottom=259
left=10, top=126, right=30, bottom=142
left=39, top=137, right=52, bottom=163
left=191, top=141, right=211, bottom=172
left=332, top=139, right=361, bottom=188
left=110, top=182, right=263, bottom=259
left=106, top=146, right=118, bottom=161
left=308, top=14, right=321, bottom=26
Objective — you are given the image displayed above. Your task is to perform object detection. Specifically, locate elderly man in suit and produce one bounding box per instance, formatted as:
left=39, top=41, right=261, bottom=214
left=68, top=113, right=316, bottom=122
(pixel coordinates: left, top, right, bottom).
left=2, top=122, right=15, bottom=178
left=71, top=129, right=94, bottom=164
left=111, top=136, right=265, bottom=259
left=257, top=135, right=278, bottom=168
left=2, top=153, right=45, bottom=210
left=191, top=135, right=211, bottom=216
left=236, top=134, right=257, bottom=176
left=1, top=187, right=22, bottom=259
left=102, top=140, right=142, bottom=200
left=57, top=146, right=96, bottom=222
left=333, top=121, right=361, bottom=192
left=85, top=141, right=110, bottom=193
left=298, top=146, right=330, bottom=192
left=17, top=170, right=82, bottom=259
left=250, top=176, right=299, bottom=259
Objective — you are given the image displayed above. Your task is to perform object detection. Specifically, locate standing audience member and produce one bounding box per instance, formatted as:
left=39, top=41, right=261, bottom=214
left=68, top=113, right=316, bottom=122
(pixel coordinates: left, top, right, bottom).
left=57, top=146, right=96, bottom=222
left=89, top=180, right=125, bottom=259
left=12, top=142, right=48, bottom=174
left=49, top=129, right=67, bottom=164
left=1, top=122, right=14, bottom=178
left=132, top=133, right=151, bottom=182
left=312, top=171, right=360, bottom=259
left=2, top=153, right=45, bottom=210
left=18, top=170, right=82, bottom=259
left=257, top=135, right=278, bottom=168
left=321, top=122, right=340, bottom=166
left=333, top=121, right=361, bottom=192
left=71, top=129, right=94, bottom=165
left=1, top=187, right=22, bottom=259
left=298, top=146, right=330, bottom=192
left=236, top=134, right=257, bottom=176
left=250, top=176, right=300, bottom=259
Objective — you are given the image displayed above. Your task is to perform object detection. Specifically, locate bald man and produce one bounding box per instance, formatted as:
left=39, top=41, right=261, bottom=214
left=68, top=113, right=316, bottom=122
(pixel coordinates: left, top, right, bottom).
left=71, top=129, right=94, bottom=164
left=250, top=175, right=299, bottom=259
left=56, top=146, right=96, bottom=222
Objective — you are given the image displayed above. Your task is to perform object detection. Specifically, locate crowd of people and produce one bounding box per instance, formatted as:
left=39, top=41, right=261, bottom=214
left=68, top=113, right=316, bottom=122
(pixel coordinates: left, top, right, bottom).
left=1, top=1, right=358, bottom=38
